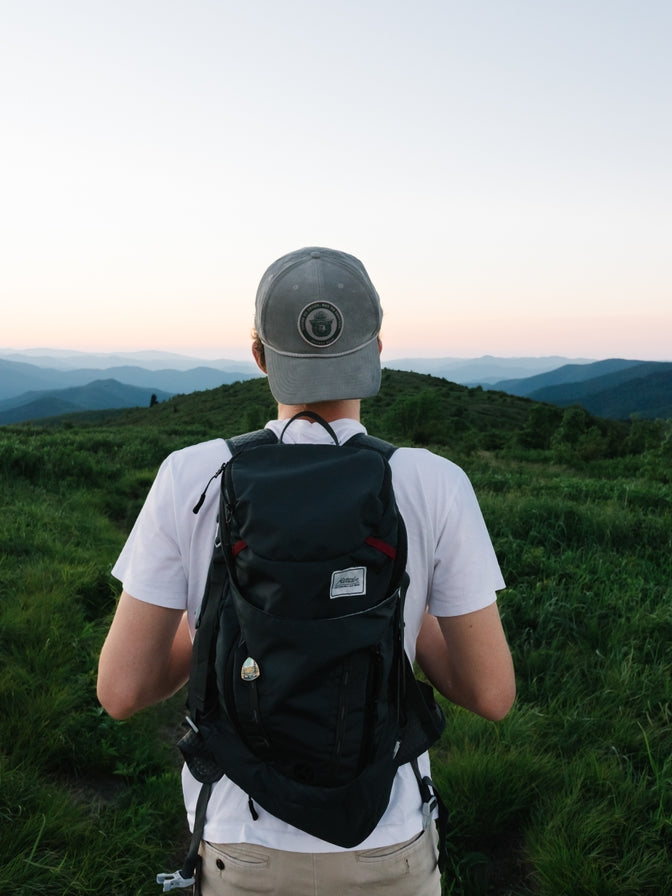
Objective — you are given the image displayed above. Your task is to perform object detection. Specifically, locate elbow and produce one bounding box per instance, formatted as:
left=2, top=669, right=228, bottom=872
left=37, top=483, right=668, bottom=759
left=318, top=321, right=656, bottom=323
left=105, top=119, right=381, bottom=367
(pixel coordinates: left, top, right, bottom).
left=474, top=680, right=516, bottom=722
left=96, top=679, right=140, bottom=721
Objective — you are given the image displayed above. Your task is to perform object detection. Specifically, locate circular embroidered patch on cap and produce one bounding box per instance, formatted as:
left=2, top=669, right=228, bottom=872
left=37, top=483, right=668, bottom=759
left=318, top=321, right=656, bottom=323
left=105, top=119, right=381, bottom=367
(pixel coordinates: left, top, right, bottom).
left=298, top=302, right=343, bottom=347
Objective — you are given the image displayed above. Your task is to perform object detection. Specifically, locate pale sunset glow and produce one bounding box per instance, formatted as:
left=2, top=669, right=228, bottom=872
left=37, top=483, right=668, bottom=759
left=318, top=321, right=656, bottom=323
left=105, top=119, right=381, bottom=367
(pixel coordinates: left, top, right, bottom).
left=1, top=1, right=670, bottom=362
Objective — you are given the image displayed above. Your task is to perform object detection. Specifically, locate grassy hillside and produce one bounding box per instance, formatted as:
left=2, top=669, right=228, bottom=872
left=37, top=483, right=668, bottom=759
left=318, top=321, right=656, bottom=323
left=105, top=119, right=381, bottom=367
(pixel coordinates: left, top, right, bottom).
left=1, top=370, right=671, bottom=894
left=23, top=368, right=643, bottom=460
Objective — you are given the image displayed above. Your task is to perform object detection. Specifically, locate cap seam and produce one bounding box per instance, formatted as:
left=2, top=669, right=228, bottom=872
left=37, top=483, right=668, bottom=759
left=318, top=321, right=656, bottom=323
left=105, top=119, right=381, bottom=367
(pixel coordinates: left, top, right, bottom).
left=263, top=334, right=379, bottom=360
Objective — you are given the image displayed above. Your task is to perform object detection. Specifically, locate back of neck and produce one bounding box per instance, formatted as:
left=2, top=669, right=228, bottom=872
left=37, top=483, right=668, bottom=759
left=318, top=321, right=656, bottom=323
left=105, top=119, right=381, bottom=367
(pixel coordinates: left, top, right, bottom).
left=277, top=399, right=361, bottom=423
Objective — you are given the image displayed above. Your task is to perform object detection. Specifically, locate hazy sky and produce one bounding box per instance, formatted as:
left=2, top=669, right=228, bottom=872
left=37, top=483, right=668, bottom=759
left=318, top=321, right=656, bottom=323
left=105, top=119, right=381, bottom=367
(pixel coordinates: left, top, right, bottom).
left=2, top=0, right=670, bottom=362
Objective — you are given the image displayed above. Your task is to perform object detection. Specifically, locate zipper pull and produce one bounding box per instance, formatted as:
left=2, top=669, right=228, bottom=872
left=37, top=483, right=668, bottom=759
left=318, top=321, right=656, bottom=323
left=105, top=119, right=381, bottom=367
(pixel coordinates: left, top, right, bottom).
left=192, top=463, right=226, bottom=514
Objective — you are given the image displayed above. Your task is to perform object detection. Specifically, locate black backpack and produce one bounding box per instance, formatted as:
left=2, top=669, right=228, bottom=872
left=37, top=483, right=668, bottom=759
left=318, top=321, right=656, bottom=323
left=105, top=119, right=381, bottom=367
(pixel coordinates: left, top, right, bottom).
left=158, top=413, right=446, bottom=893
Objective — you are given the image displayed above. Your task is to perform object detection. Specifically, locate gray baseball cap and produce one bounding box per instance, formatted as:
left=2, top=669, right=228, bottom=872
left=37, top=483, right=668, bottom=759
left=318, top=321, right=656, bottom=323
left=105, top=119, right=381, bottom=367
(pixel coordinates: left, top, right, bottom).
left=254, top=247, right=383, bottom=404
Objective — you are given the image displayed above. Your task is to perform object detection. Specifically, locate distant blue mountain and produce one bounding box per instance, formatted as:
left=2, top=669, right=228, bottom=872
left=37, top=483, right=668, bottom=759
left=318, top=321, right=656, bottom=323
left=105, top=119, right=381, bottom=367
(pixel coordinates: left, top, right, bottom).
left=493, top=359, right=645, bottom=396
left=567, top=368, right=672, bottom=420
left=493, top=359, right=672, bottom=420
left=0, top=379, right=174, bottom=425
left=2, top=349, right=669, bottom=423
left=0, top=348, right=259, bottom=373
left=0, top=352, right=586, bottom=411
left=0, top=356, right=261, bottom=402
left=385, top=355, right=593, bottom=386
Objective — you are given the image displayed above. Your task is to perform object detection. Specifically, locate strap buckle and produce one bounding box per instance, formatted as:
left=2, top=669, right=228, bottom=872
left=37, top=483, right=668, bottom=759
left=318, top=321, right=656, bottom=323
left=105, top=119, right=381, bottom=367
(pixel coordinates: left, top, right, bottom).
left=156, top=870, right=196, bottom=892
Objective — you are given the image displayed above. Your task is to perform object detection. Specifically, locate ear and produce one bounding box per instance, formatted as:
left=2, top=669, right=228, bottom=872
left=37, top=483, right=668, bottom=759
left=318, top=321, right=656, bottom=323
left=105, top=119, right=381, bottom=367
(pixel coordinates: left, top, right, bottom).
left=377, top=337, right=383, bottom=355
left=252, top=341, right=267, bottom=373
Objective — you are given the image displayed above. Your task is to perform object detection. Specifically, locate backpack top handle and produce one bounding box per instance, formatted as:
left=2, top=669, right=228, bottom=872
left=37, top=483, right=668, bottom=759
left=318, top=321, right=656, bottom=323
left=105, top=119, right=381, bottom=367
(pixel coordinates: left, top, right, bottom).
left=280, top=410, right=340, bottom=445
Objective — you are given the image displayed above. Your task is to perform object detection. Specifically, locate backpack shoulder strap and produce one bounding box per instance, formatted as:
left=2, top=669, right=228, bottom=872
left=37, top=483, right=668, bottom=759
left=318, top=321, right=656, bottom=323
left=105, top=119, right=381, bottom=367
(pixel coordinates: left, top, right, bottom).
left=345, top=431, right=397, bottom=460
left=348, top=430, right=446, bottom=862
left=189, top=427, right=279, bottom=710
left=192, top=428, right=278, bottom=515
left=226, top=427, right=278, bottom=456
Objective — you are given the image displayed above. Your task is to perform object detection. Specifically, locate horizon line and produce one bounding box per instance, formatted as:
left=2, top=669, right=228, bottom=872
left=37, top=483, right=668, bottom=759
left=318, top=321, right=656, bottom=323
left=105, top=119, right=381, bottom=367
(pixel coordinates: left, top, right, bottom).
left=3, top=346, right=672, bottom=364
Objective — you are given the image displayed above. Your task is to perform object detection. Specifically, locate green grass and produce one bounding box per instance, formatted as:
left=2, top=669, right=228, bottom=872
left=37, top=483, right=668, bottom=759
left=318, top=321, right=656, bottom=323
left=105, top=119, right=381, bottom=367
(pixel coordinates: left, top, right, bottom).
left=1, top=371, right=670, bottom=894
left=428, top=450, right=672, bottom=895
left=0, top=478, right=187, bottom=895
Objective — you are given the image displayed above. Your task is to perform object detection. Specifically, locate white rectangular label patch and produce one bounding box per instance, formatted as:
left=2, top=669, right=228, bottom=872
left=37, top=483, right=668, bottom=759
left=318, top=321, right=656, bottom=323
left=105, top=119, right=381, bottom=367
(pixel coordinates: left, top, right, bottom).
left=330, top=566, right=367, bottom=598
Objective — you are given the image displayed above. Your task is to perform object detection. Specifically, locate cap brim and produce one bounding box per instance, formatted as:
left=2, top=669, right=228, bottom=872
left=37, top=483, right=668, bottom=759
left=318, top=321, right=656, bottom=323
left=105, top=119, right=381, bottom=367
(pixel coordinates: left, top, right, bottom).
left=264, top=339, right=381, bottom=404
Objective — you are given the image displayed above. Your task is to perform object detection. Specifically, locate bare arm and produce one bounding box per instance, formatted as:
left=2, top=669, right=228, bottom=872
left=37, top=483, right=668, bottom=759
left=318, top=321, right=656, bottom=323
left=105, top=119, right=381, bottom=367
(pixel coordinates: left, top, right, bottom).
left=415, top=603, right=515, bottom=721
left=97, top=590, right=193, bottom=720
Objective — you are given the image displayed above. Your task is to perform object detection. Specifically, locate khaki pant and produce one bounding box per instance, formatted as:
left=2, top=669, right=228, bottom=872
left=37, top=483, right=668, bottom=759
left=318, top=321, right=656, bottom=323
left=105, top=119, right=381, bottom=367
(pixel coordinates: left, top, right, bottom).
left=197, top=823, right=440, bottom=895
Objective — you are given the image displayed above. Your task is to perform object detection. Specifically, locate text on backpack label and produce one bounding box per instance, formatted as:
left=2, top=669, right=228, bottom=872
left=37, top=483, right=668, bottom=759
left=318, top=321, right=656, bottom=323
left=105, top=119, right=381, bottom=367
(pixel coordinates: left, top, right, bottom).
left=330, top=567, right=367, bottom=598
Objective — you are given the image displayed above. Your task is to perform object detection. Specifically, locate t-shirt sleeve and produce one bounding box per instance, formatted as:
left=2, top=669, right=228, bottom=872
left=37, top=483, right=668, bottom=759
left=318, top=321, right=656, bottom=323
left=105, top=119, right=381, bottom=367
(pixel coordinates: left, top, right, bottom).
left=392, top=448, right=505, bottom=620
left=111, top=454, right=188, bottom=610
left=428, top=467, right=505, bottom=617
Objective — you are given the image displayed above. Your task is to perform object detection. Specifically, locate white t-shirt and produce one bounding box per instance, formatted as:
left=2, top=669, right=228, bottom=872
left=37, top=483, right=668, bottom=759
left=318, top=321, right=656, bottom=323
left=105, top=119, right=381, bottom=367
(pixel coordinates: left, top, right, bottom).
left=112, top=418, right=505, bottom=851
